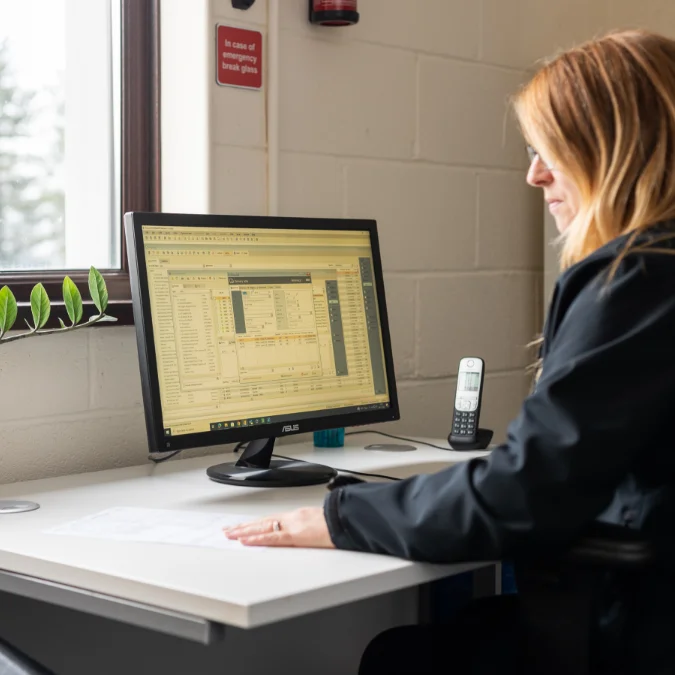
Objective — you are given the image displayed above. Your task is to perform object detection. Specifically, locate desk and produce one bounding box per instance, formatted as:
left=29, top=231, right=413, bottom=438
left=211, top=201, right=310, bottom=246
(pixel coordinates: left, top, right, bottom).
left=0, top=434, right=492, bottom=674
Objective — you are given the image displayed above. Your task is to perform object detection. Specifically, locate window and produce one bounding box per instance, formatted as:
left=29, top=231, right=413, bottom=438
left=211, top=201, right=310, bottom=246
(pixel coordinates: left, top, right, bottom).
left=0, top=0, right=159, bottom=326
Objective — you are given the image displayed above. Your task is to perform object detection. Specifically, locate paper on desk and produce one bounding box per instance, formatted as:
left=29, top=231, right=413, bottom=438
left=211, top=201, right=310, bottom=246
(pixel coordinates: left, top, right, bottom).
left=46, top=507, right=263, bottom=551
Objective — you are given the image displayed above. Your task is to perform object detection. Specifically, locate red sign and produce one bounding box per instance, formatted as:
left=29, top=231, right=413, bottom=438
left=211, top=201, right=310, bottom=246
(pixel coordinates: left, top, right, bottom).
left=216, top=25, right=262, bottom=90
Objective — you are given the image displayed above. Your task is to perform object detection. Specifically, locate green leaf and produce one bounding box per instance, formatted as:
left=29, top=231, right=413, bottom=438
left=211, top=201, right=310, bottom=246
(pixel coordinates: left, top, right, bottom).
left=58, top=317, right=67, bottom=329
left=62, top=276, right=83, bottom=325
left=88, top=267, right=108, bottom=313
left=0, top=286, right=18, bottom=336
left=30, top=283, right=50, bottom=329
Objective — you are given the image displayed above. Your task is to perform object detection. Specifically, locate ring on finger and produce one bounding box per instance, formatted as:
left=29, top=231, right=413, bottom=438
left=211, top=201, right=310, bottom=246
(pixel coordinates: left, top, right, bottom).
left=272, top=520, right=282, bottom=532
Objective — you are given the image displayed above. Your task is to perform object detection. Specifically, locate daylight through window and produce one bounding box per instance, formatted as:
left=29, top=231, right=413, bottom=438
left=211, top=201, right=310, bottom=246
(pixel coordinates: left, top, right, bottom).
left=0, top=0, right=121, bottom=272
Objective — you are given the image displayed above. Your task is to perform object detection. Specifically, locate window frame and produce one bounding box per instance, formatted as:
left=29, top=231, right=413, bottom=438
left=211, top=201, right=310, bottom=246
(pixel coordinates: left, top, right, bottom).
left=0, top=0, right=160, bottom=328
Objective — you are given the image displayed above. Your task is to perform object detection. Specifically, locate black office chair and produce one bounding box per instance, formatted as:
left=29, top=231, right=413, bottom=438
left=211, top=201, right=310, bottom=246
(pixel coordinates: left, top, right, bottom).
left=514, top=522, right=655, bottom=675
left=0, top=636, right=55, bottom=675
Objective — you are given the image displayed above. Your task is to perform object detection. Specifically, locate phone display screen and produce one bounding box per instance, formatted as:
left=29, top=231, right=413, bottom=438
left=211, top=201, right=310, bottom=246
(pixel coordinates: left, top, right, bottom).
left=459, top=371, right=480, bottom=392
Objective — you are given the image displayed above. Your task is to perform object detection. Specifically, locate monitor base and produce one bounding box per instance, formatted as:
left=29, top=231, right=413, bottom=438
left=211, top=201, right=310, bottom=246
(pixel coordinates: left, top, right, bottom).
left=207, top=458, right=337, bottom=488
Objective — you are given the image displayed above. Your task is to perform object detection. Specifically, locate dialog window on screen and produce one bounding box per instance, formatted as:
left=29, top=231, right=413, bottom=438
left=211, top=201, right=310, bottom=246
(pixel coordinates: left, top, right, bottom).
left=142, top=226, right=391, bottom=436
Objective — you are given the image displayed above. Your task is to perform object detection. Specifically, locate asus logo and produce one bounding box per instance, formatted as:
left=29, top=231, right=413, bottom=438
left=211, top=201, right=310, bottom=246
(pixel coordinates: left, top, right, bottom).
left=282, top=424, right=299, bottom=433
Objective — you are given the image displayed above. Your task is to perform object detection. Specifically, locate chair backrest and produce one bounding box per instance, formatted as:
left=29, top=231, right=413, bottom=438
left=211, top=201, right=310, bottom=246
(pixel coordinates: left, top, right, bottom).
left=0, top=638, right=54, bottom=675
left=564, top=521, right=655, bottom=569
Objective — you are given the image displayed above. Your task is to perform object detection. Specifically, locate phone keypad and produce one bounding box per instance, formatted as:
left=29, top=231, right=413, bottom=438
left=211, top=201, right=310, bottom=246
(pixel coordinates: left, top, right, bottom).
left=452, top=410, right=477, bottom=436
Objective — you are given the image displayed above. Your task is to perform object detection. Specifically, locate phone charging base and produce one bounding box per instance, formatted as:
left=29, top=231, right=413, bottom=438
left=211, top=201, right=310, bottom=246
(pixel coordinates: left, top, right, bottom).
left=448, top=428, right=494, bottom=451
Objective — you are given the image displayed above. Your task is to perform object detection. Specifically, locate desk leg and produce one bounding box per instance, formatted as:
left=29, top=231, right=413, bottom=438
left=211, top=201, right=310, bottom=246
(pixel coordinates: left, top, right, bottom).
left=472, top=563, right=500, bottom=599
left=418, top=564, right=499, bottom=624
left=416, top=582, right=434, bottom=624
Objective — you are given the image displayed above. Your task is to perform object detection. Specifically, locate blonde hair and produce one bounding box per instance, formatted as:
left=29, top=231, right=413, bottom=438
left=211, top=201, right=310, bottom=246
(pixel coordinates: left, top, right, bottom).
left=513, top=29, right=675, bottom=271
left=514, top=30, right=675, bottom=384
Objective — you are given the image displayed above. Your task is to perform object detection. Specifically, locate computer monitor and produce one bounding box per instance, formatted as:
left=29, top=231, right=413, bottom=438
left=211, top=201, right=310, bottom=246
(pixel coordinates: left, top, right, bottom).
left=124, top=212, right=400, bottom=487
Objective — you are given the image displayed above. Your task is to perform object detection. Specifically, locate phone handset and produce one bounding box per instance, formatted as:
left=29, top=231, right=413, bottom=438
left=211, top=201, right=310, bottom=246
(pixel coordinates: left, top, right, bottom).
left=448, top=357, right=493, bottom=451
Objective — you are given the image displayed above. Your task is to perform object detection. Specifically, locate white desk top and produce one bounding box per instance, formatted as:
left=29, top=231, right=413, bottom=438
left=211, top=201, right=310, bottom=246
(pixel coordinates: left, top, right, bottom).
left=0, top=434, right=490, bottom=629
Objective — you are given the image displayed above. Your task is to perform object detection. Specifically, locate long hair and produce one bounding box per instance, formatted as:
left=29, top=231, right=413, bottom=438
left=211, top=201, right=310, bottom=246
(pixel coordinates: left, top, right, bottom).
left=513, top=29, right=675, bottom=272
left=514, top=30, right=675, bottom=384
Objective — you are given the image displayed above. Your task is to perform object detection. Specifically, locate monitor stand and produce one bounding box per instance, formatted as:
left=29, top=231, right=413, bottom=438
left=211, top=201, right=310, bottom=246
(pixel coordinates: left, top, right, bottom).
left=206, top=437, right=337, bottom=488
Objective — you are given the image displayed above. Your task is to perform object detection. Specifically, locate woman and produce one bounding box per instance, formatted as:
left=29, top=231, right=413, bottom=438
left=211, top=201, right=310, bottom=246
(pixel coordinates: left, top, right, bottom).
left=226, top=30, right=675, bottom=674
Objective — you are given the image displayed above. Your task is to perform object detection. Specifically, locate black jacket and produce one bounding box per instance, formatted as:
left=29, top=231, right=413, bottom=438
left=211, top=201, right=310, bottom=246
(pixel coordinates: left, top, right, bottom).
left=324, top=225, right=675, bottom=671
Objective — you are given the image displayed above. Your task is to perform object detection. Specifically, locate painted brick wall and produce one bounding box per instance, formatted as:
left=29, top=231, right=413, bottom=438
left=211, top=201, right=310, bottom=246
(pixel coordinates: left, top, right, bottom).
left=2, top=0, right=674, bottom=483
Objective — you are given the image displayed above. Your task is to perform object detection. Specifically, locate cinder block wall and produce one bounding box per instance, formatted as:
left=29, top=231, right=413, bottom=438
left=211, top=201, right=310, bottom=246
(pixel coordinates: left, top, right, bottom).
left=213, top=0, right=543, bottom=443
left=2, top=0, right=673, bottom=483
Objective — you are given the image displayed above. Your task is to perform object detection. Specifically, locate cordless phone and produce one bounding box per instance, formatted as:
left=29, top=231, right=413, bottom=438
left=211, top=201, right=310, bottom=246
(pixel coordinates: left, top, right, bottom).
left=448, top=357, right=493, bottom=451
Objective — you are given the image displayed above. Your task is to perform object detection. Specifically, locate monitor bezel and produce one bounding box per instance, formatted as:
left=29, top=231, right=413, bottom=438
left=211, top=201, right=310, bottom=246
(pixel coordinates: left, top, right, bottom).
left=124, top=211, right=401, bottom=454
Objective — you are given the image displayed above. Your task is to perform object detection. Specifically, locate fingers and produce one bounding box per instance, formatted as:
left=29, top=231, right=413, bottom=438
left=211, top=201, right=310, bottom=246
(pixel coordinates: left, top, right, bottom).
left=224, top=518, right=278, bottom=539
left=236, top=531, right=293, bottom=547
left=224, top=517, right=292, bottom=547
left=223, top=507, right=333, bottom=549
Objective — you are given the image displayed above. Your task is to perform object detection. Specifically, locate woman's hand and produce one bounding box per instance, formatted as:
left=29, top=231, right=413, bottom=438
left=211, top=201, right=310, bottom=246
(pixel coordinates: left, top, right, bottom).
left=223, top=507, right=336, bottom=549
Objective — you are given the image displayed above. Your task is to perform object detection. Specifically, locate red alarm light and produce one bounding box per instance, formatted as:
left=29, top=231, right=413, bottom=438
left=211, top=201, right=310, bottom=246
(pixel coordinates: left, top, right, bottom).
left=309, top=0, right=359, bottom=27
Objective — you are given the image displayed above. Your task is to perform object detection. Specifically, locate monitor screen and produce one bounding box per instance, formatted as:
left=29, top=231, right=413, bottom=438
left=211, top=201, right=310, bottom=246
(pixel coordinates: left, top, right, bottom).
left=125, top=213, right=400, bottom=458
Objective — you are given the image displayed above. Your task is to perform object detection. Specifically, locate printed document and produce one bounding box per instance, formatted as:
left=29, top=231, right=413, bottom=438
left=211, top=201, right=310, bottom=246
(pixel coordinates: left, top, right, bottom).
left=47, top=506, right=260, bottom=551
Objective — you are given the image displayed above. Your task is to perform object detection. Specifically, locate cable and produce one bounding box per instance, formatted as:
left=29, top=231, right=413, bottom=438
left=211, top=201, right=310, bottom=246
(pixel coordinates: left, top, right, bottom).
left=151, top=431, right=448, bottom=474
left=149, top=440, right=246, bottom=464
left=232, top=443, right=399, bottom=481
left=345, top=429, right=453, bottom=452
left=272, top=453, right=399, bottom=481
left=232, top=430, right=453, bottom=454
left=225, top=430, right=456, bottom=480
left=148, top=449, right=184, bottom=464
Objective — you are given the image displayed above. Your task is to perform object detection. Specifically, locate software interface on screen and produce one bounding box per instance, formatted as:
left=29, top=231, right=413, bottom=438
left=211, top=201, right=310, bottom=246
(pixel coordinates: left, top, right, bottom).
left=142, top=225, right=392, bottom=437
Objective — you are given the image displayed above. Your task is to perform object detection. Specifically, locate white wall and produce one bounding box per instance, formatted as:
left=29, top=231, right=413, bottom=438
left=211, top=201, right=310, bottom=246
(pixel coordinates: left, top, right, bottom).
left=213, top=0, right=543, bottom=447
left=3, top=0, right=675, bottom=485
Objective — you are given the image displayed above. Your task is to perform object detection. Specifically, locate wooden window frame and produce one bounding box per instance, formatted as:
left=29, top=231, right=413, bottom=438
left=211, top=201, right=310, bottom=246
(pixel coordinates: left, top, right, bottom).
left=1, top=0, right=160, bottom=328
